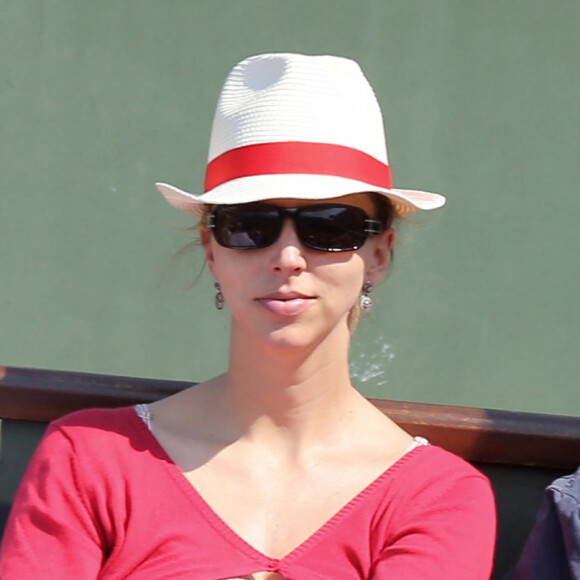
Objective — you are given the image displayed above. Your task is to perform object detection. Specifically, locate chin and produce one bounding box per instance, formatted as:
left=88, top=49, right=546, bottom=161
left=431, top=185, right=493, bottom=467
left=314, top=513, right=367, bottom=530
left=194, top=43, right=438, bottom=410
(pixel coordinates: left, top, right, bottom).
left=259, top=319, right=348, bottom=356
left=260, top=329, right=316, bottom=352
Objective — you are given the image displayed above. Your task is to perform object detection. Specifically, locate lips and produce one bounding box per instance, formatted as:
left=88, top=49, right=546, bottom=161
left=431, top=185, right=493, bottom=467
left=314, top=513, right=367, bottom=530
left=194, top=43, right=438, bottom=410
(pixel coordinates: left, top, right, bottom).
left=256, top=291, right=316, bottom=316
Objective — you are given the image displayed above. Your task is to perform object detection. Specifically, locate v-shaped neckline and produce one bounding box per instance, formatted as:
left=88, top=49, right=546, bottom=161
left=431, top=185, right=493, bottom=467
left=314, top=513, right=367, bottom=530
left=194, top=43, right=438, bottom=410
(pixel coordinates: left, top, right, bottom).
left=127, top=405, right=428, bottom=566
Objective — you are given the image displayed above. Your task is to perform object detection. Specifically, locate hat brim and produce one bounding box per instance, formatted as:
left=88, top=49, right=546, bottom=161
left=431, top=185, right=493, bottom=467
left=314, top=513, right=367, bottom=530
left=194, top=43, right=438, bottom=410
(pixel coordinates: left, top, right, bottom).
left=155, top=175, right=446, bottom=218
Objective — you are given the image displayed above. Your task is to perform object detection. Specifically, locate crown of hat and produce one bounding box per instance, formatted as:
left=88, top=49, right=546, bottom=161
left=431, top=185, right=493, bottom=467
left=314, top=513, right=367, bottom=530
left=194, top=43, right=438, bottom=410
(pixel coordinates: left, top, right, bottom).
left=207, top=53, right=389, bottom=165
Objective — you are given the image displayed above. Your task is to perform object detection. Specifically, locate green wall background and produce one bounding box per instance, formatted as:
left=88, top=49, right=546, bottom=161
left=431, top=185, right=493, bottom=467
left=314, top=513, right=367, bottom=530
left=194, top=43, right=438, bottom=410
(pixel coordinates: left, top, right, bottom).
left=1, top=0, right=579, bottom=416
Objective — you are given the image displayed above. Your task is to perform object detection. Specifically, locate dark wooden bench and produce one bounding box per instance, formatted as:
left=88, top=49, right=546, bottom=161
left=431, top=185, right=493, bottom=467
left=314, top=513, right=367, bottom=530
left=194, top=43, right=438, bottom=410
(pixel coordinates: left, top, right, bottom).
left=1, top=365, right=579, bottom=579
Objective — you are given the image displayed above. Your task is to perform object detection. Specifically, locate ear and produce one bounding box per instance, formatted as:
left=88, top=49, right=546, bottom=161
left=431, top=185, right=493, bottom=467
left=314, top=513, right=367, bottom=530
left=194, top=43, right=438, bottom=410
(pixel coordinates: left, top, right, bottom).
left=366, top=227, right=396, bottom=284
left=200, top=224, right=217, bottom=277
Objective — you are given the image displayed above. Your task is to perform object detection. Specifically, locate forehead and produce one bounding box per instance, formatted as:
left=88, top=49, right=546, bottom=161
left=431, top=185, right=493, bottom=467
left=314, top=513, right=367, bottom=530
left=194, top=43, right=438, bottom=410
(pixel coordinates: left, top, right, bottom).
left=266, top=193, right=377, bottom=214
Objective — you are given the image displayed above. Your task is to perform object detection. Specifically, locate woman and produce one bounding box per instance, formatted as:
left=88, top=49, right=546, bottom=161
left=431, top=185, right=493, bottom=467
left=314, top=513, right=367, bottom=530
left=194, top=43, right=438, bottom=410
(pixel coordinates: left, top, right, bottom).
left=0, top=53, right=496, bottom=579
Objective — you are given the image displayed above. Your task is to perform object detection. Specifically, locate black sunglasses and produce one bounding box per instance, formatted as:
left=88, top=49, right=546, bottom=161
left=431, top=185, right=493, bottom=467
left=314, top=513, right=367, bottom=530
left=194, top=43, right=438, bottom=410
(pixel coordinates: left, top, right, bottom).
left=207, top=202, right=382, bottom=252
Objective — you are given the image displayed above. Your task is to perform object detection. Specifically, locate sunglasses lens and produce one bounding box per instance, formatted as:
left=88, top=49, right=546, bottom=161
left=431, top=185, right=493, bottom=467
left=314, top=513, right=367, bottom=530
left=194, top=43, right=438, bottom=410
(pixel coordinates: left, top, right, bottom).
left=298, top=205, right=368, bottom=251
left=213, top=204, right=280, bottom=249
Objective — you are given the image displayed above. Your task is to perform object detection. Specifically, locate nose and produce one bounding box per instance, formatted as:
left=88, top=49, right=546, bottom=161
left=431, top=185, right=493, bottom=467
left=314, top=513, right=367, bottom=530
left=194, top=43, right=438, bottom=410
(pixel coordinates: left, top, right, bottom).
left=270, top=219, right=307, bottom=274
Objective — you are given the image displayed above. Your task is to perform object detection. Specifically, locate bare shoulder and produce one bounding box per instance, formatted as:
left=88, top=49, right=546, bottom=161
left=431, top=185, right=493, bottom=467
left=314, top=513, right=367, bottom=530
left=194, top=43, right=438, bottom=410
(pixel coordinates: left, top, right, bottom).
left=149, top=375, right=226, bottom=435
left=348, top=390, right=415, bottom=463
left=145, top=376, right=231, bottom=471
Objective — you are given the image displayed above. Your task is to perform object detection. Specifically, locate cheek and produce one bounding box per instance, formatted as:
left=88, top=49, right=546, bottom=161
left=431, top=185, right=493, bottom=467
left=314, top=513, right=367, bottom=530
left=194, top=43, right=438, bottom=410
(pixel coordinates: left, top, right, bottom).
left=208, top=241, right=241, bottom=275
left=209, top=249, right=261, bottom=300
left=319, top=260, right=366, bottom=303
left=212, top=262, right=242, bottom=292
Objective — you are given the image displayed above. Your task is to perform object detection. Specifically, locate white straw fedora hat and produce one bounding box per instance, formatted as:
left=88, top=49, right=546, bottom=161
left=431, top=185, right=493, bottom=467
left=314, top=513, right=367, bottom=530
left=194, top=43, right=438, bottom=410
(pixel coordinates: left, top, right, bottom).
left=156, top=53, right=445, bottom=217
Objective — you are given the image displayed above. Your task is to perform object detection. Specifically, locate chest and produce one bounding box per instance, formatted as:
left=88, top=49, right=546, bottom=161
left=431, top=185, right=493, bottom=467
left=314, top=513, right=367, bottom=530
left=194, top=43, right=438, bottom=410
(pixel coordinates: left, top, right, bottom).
left=96, top=455, right=405, bottom=580
left=180, top=449, right=404, bottom=560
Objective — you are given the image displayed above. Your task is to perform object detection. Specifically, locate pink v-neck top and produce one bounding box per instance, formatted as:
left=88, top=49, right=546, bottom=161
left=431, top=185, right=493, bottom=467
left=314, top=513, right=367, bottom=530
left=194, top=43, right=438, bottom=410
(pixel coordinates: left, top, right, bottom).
left=0, top=407, right=495, bottom=579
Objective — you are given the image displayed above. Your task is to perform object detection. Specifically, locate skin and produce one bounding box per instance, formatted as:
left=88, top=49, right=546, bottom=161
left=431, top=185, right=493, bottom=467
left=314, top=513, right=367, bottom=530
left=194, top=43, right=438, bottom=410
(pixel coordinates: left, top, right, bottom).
left=150, top=193, right=413, bottom=580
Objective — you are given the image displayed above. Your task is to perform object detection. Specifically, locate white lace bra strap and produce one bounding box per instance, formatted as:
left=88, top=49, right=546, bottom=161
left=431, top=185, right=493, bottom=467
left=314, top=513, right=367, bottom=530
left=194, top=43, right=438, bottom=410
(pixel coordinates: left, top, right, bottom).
left=406, top=435, right=430, bottom=453
left=134, top=403, right=153, bottom=432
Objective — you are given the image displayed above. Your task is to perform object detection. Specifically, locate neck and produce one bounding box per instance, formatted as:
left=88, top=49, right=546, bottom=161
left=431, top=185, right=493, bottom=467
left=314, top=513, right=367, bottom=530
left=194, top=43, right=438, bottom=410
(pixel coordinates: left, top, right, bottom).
left=219, top=320, right=360, bottom=444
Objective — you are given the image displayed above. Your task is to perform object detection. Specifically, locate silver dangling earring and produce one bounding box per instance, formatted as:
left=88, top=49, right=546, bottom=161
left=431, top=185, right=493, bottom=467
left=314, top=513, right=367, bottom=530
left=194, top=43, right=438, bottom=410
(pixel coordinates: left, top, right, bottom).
left=214, top=281, right=224, bottom=310
left=360, top=281, right=373, bottom=312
